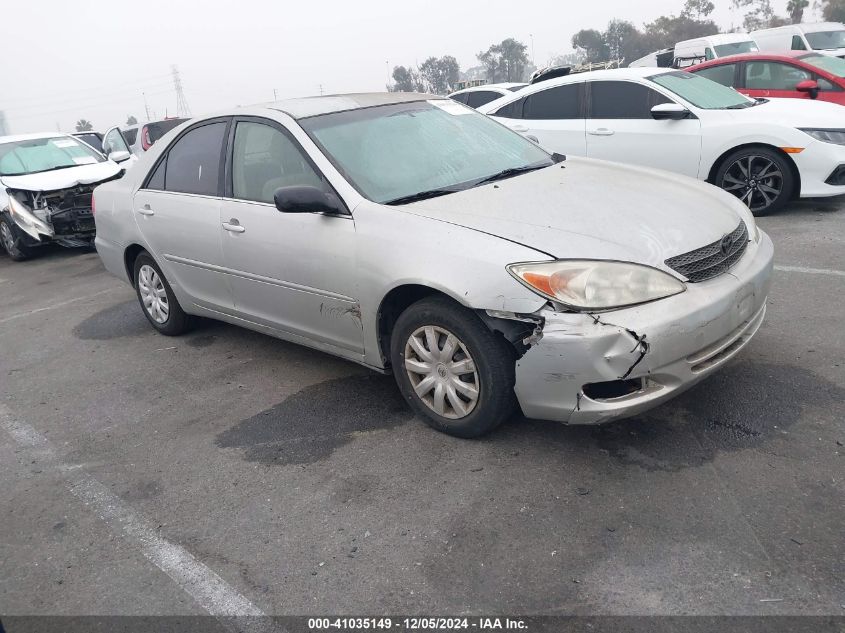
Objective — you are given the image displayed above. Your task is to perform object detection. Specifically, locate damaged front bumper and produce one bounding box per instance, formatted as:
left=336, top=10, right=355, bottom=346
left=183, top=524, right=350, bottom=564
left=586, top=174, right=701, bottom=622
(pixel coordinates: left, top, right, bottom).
left=514, top=230, right=774, bottom=425
left=7, top=188, right=97, bottom=248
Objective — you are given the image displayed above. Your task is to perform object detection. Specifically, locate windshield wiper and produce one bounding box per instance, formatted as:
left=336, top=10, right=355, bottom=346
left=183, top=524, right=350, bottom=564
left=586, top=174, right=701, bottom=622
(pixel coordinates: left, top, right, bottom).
left=384, top=188, right=461, bottom=205
left=473, top=163, right=550, bottom=187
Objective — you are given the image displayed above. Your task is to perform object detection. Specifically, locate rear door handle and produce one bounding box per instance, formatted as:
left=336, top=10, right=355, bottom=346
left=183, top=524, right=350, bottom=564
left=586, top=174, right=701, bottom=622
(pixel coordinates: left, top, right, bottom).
left=137, top=204, right=154, bottom=216
left=588, top=128, right=614, bottom=136
left=222, top=219, right=245, bottom=233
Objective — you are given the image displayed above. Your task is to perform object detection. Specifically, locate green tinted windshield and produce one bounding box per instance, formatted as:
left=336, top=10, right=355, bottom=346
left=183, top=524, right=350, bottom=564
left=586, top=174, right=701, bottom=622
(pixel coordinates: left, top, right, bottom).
left=649, top=71, right=754, bottom=109
left=0, top=136, right=105, bottom=176
left=800, top=53, right=845, bottom=77
left=300, top=100, right=553, bottom=204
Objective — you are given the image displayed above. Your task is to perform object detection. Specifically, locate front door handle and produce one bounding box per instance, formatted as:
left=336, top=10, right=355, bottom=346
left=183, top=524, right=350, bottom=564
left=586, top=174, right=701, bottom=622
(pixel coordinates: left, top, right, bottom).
left=137, top=204, right=154, bottom=216
left=510, top=124, right=529, bottom=133
left=588, top=128, right=615, bottom=136
left=222, top=219, right=245, bottom=233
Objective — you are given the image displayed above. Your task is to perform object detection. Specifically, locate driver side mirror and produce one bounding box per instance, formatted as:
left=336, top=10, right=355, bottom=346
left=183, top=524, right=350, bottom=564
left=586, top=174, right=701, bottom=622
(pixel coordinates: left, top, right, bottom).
left=107, top=150, right=132, bottom=163
left=651, top=103, right=692, bottom=120
left=796, top=79, right=820, bottom=99
left=273, top=186, right=347, bottom=215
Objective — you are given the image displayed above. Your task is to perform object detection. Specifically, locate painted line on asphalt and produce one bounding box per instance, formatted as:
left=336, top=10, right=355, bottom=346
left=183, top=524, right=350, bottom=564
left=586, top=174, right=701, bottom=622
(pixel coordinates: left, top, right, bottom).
left=0, top=287, right=119, bottom=325
left=775, top=264, right=845, bottom=278
left=0, top=404, right=276, bottom=631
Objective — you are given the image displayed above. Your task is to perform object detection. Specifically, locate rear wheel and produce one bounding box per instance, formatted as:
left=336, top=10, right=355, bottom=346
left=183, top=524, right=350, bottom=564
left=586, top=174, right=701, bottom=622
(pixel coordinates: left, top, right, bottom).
left=715, top=147, right=794, bottom=216
left=0, top=215, right=34, bottom=261
left=390, top=296, right=517, bottom=438
left=133, top=253, right=194, bottom=335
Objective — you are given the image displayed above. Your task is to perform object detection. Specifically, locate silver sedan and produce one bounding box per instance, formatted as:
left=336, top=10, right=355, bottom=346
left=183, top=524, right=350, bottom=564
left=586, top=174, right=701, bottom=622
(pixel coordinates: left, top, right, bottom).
left=93, top=93, right=773, bottom=438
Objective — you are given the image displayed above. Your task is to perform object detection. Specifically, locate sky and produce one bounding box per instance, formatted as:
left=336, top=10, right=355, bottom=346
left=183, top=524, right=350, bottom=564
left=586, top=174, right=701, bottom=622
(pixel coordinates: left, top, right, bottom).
left=0, top=0, right=821, bottom=134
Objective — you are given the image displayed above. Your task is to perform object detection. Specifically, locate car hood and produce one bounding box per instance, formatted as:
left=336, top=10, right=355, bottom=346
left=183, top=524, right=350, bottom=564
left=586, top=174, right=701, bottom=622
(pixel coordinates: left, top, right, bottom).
left=398, top=157, right=744, bottom=269
left=733, top=97, right=845, bottom=126
left=0, top=160, right=122, bottom=193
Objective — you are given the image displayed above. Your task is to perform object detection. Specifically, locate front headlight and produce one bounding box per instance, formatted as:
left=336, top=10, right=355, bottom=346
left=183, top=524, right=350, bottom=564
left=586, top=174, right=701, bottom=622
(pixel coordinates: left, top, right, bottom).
left=508, top=260, right=686, bottom=311
left=799, top=128, right=845, bottom=145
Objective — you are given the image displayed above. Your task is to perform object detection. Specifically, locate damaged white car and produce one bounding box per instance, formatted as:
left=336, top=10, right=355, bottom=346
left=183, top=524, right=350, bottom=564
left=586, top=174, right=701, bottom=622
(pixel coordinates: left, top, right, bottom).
left=93, top=94, right=773, bottom=438
left=0, top=133, right=130, bottom=261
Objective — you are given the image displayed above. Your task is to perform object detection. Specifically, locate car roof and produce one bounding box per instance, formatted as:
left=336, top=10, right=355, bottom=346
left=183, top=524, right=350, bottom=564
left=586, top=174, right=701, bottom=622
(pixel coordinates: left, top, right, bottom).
left=0, top=132, right=73, bottom=144
left=449, top=83, right=526, bottom=96
left=263, top=92, right=442, bottom=119
left=690, top=51, right=823, bottom=68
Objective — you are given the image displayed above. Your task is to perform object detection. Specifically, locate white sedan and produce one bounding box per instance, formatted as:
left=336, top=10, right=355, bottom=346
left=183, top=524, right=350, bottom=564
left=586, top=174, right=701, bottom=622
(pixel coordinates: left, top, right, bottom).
left=479, top=67, right=845, bottom=215
left=449, top=83, right=527, bottom=109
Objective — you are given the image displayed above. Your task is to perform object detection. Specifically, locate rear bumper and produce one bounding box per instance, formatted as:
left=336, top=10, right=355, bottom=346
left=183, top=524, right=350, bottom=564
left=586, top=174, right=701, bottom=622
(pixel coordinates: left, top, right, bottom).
left=514, top=230, right=774, bottom=424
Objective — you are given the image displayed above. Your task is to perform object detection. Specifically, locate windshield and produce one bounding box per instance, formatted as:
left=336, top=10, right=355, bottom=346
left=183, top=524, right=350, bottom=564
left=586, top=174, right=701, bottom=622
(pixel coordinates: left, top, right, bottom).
left=0, top=136, right=106, bottom=177
left=300, top=100, right=553, bottom=204
left=805, top=29, right=845, bottom=50
left=714, top=41, right=758, bottom=56
left=800, top=52, right=845, bottom=77
left=649, top=71, right=754, bottom=109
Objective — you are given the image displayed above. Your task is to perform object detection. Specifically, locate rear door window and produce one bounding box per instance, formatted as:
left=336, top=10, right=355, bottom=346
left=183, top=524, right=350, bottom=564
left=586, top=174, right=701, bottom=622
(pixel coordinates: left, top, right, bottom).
left=693, top=64, right=737, bottom=87
left=589, top=81, right=671, bottom=118
left=465, top=91, right=504, bottom=108
left=522, top=83, right=582, bottom=119
left=163, top=121, right=227, bottom=196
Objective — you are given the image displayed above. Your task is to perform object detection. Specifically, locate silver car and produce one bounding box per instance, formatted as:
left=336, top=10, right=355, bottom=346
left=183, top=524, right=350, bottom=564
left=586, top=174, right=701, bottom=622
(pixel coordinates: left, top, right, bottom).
left=93, top=93, right=773, bottom=438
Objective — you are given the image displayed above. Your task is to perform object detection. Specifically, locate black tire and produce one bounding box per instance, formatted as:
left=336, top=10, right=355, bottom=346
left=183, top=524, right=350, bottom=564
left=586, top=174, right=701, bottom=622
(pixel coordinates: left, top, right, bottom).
left=714, top=146, right=795, bottom=217
left=0, top=214, right=35, bottom=261
left=390, top=296, right=516, bottom=438
left=133, top=252, right=195, bottom=335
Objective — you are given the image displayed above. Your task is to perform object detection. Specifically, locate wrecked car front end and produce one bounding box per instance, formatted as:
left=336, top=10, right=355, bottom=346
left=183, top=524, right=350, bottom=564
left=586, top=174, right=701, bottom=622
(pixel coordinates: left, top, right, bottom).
left=5, top=182, right=109, bottom=248
left=514, top=225, right=773, bottom=425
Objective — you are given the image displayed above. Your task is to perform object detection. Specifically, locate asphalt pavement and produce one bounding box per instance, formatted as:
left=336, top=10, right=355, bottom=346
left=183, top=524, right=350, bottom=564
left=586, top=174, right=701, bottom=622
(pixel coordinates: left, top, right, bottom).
left=0, top=198, right=842, bottom=618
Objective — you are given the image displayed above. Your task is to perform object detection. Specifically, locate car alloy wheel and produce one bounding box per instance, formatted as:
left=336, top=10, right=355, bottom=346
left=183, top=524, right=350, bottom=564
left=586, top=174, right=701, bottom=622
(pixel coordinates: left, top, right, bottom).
left=403, top=325, right=480, bottom=419
left=137, top=264, right=169, bottom=324
left=721, top=155, right=784, bottom=213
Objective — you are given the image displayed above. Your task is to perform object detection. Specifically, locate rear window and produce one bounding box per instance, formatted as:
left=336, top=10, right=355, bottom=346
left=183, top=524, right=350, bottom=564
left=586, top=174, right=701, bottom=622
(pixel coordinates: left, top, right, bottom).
left=147, top=118, right=188, bottom=144
left=713, top=41, right=758, bottom=56
left=692, top=64, right=737, bottom=87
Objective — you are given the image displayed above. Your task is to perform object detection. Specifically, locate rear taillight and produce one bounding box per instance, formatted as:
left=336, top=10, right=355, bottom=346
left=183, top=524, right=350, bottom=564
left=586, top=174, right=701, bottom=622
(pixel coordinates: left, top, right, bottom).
left=91, top=196, right=96, bottom=215
left=141, top=125, right=152, bottom=151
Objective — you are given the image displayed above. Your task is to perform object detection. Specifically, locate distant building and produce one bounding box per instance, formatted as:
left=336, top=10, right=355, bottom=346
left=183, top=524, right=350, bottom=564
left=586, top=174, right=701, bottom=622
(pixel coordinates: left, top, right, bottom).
left=0, top=111, right=8, bottom=136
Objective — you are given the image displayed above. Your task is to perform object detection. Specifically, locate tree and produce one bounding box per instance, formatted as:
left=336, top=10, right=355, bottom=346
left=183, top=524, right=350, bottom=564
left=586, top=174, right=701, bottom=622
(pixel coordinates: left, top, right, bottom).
left=126, top=115, right=138, bottom=126
left=75, top=119, right=93, bottom=132
left=786, top=0, right=809, bottom=22
left=477, top=38, right=530, bottom=83
left=682, top=0, right=715, bottom=19
left=732, top=0, right=778, bottom=30
left=644, top=14, right=719, bottom=47
left=418, top=56, right=460, bottom=94
left=820, top=0, right=845, bottom=21
left=389, top=65, right=425, bottom=92
left=572, top=29, right=610, bottom=62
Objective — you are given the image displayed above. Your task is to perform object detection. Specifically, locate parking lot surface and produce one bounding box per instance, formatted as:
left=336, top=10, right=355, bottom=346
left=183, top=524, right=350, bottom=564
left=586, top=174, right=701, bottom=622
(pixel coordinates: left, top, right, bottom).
left=0, top=199, right=843, bottom=617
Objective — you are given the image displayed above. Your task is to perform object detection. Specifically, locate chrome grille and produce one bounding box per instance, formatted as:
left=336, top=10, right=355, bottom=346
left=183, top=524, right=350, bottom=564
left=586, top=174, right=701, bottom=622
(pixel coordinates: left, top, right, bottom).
left=665, top=221, right=749, bottom=283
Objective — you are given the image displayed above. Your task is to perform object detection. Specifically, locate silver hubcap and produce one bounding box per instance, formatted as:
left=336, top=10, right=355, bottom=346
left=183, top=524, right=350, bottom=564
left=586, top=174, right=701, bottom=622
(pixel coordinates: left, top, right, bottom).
left=722, top=155, right=783, bottom=212
left=138, top=264, right=169, bottom=324
left=0, top=223, right=13, bottom=251
left=404, top=325, right=480, bottom=419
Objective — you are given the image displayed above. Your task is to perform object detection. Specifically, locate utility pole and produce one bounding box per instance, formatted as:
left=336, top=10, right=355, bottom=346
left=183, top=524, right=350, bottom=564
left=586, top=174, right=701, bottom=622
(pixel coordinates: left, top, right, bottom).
left=143, top=92, right=152, bottom=121
left=318, top=84, right=324, bottom=96
left=530, top=34, right=535, bottom=65
left=273, top=88, right=278, bottom=101
left=171, top=65, right=191, bottom=117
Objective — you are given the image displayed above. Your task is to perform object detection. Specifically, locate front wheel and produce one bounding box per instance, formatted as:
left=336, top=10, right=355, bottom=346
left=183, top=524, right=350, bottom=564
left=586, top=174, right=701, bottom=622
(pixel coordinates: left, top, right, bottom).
left=715, top=147, right=794, bottom=216
left=0, top=215, right=34, bottom=261
left=390, top=296, right=517, bottom=438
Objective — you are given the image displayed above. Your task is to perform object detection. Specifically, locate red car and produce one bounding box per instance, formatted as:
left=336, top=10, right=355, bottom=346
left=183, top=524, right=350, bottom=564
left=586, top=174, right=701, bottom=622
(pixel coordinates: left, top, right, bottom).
left=688, top=51, right=845, bottom=106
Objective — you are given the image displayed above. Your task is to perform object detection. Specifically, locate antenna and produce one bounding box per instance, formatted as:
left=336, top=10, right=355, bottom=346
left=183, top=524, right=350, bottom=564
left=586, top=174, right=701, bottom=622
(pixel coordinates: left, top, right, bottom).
left=171, top=65, right=191, bottom=117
